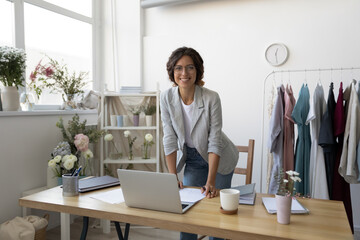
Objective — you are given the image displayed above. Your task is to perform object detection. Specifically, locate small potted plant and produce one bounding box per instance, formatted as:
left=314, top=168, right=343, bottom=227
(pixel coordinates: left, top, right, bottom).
left=29, top=56, right=88, bottom=109
left=129, top=106, right=142, bottom=126
left=0, top=46, right=26, bottom=111
left=275, top=169, right=301, bottom=224
left=142, top=104, right=156, bottom=127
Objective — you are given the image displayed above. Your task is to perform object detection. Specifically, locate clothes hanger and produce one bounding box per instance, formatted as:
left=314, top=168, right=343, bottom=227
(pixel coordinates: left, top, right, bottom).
left=317, top=69, right=322, bottom=86
left=304, top=69, right=308, bottom=85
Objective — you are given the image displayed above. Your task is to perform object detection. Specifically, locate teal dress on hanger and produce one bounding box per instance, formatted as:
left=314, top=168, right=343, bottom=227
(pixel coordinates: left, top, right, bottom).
left=291, top=84, right=311, bottom=196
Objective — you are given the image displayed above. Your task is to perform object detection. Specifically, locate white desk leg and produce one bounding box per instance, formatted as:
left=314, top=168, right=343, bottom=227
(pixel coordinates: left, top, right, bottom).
left=101, top=219, right=111, bottom=233
left=22, top=207, right=31, bottom=217
left=61, top=213, right=70, bottom=240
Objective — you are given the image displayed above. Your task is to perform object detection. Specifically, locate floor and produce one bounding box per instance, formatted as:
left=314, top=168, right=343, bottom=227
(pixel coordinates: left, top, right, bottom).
left=46, top=217, right=210, bottom=240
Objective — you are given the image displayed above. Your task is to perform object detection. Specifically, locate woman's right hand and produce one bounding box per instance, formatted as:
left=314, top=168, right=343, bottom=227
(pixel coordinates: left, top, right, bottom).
left=177, top=180, right=184, bottom=189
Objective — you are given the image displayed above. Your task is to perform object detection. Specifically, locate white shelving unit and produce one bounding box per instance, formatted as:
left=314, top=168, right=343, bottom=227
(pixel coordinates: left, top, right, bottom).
left=100, top=91, right=160, bottom=175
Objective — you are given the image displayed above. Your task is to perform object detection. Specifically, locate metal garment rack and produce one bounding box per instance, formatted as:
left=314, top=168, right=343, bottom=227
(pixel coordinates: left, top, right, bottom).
left=259, top=67, right=360, bottom=193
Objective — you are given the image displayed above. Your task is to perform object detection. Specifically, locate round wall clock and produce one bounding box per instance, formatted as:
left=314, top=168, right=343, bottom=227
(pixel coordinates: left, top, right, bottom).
left=265, top=43, right=289, bottom=66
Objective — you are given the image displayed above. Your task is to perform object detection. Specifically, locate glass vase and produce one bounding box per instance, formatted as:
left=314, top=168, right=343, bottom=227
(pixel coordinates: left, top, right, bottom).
left=128, top=146, right=133, bottom=160
left=141, top=144, right=151, bottom=159
left=20, top=92, right=35, bottom=111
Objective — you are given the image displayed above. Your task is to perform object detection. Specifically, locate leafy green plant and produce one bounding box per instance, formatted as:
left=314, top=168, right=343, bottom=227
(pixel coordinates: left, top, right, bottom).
left=142, top=104, right=156, bottom=115
left=0, top=46, right=26, bottom=88
left=56, top=114, right=105, bottom=154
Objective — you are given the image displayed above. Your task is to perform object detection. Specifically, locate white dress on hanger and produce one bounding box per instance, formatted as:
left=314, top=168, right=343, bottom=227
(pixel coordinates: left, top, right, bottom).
left=339, top=82, right=360, bottom=183
left=306, top=83, right=329, bottom=199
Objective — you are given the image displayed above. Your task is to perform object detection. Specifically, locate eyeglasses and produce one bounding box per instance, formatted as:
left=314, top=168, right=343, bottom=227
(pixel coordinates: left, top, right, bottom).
left=174, top=65, right=195, bottom=74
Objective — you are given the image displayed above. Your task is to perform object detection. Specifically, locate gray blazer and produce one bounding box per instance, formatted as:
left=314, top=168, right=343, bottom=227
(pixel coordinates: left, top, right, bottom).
left=160, top=85, right=238, bottom=175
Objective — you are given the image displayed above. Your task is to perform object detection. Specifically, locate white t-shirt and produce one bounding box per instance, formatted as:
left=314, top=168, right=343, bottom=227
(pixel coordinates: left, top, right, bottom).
left=181, top=100, right=195, bottom=148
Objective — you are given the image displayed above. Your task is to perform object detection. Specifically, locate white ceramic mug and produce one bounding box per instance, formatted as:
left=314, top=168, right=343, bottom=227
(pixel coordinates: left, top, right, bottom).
left=220, top=189, right=240, bottom=211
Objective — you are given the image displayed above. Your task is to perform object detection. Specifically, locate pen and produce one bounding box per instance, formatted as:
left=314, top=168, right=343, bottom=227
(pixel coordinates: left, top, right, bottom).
left=74, top=166, right=82, bottom=176
left=71, top=168, right=76, bottom=176
left=202, top=186, right=212, bottom=194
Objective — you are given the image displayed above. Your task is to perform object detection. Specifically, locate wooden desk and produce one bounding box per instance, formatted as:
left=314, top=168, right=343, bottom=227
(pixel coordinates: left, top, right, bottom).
left=19, top=186, right=352, bottom=240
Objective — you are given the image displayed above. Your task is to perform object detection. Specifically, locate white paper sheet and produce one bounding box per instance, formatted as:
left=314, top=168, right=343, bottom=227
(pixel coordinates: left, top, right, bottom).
left=89, top=188, right=124, bottom=204
left=179, top=188, right=205, bottom=203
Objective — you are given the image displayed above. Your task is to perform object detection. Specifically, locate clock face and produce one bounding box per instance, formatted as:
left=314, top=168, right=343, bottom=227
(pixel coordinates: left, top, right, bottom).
left=265, top=43, right=288, bottom=66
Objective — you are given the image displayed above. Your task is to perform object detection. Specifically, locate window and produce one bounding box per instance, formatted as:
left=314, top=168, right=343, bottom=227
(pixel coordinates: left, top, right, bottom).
left=0, top=0, right=13, bottom=47
left=24, top=2, right=93, bottom=104
left=1, top=0, right=94, bottom=106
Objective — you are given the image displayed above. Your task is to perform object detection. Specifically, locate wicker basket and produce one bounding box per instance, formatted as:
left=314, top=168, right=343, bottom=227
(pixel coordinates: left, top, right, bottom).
left=34, top=214, right=49, bottom=240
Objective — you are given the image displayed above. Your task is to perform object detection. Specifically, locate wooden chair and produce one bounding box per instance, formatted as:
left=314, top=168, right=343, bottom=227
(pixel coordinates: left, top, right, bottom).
left=198, top=139, right=255, bottom=240
left=234, top=139, right=255, bottom=185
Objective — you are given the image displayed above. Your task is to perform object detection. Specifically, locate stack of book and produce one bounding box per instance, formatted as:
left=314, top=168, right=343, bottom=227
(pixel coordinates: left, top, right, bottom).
left=119, top=86, right=142, bottom=94
left=232, top=183, right=256, bottom=205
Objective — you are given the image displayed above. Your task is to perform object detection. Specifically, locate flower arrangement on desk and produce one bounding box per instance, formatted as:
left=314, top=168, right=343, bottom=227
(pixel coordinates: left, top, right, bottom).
left=276, top=169, right=302, bottom=197
left=29, top=56, right=88, bottom=109
left=124, top=130, right=136, bottom=160
left=142, top=133, right=154, bottom=159
left=274, top=168, right=302, bottom=224
left=48, top=114, right=104, bottom=177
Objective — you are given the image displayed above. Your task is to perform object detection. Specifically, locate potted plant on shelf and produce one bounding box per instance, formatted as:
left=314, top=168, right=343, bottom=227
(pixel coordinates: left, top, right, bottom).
left=29, top=56, right=88, bottom=109
left=142, top=104, right=156, bottom=127
left=274, top=169, right=302, bottom=224
left=0, top=46, right=26, bottom=111
left=129, top=106, right=142, bottom=126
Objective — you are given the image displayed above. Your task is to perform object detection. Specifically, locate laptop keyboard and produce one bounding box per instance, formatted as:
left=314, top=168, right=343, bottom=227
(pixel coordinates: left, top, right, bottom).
left=181, top=204, right=188, bottom=209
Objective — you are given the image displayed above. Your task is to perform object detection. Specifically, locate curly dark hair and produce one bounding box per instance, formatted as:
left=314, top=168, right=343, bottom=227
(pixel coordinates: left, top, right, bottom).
left=166, top=47, right=205, bottom=86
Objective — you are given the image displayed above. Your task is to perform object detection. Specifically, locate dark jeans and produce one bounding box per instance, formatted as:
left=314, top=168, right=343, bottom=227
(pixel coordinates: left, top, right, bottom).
left=180, top=145, right=233, bottom=240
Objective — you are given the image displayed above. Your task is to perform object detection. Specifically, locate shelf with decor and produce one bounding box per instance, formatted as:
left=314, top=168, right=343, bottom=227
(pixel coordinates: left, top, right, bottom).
left=99, top=91, right=160, bottom=175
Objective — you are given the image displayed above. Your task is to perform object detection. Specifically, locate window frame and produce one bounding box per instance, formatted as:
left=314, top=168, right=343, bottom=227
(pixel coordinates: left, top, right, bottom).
left=8, top=0, right=99, bottom=103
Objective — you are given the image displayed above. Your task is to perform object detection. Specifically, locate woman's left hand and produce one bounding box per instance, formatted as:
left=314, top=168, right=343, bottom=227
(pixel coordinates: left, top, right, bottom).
left=201, top=184, right=218, bottom=198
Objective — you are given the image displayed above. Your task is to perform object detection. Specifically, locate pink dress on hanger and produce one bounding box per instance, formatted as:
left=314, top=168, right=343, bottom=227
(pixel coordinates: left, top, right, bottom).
left=283, top=85, right=296, bottom=173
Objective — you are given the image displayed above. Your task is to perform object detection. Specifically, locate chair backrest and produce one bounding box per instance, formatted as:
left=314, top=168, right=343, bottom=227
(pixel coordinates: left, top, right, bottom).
left=234, top=139, right=255, bottom=185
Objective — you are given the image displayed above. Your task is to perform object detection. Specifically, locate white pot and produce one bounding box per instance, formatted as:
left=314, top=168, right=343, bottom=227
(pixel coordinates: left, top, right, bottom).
left=1, top=86, right=20, bottom=111
left=145, top=115, right=153, bottom=127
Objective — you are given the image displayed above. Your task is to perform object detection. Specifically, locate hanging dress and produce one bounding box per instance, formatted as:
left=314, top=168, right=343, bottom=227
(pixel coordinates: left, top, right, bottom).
left=318, top=82, right=336, bottom=197
left=283, top=85, right=296, bottom=173
left=291, top=84, right=311, bottom=196
left=332, top=82, right=353, bottom=233
left=339, top=81, right=360, bottom=183
left=267, top=85, right=285, bottom=194
left=305, top=83, right=328, bottom=199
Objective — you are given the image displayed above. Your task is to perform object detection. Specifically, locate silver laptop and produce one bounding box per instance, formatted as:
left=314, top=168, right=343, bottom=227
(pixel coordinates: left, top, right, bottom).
left=117, top=169, right=195, bottom=214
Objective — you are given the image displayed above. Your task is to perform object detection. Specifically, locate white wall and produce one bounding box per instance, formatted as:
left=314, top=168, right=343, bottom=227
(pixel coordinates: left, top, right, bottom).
left=138, top=0, right=360, bottom=231
left=0, top=112, right=97, bottom=225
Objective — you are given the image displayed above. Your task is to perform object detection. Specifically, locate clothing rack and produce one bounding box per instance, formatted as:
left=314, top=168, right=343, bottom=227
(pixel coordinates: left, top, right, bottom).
left=259, top=67, right=360, bottom=193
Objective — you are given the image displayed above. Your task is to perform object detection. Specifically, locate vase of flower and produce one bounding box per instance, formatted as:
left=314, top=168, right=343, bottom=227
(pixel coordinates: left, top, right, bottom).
left=275, top=194, right=292, bottom=224
left=1, top=86, right=20, bottom=111
left=142, top=133, right=154, bottom=159
left=0, top=46, right=26, bottom=111
left=124, top=130, right=136, bottom=160
left=274, top=169, right=302, bottom=225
